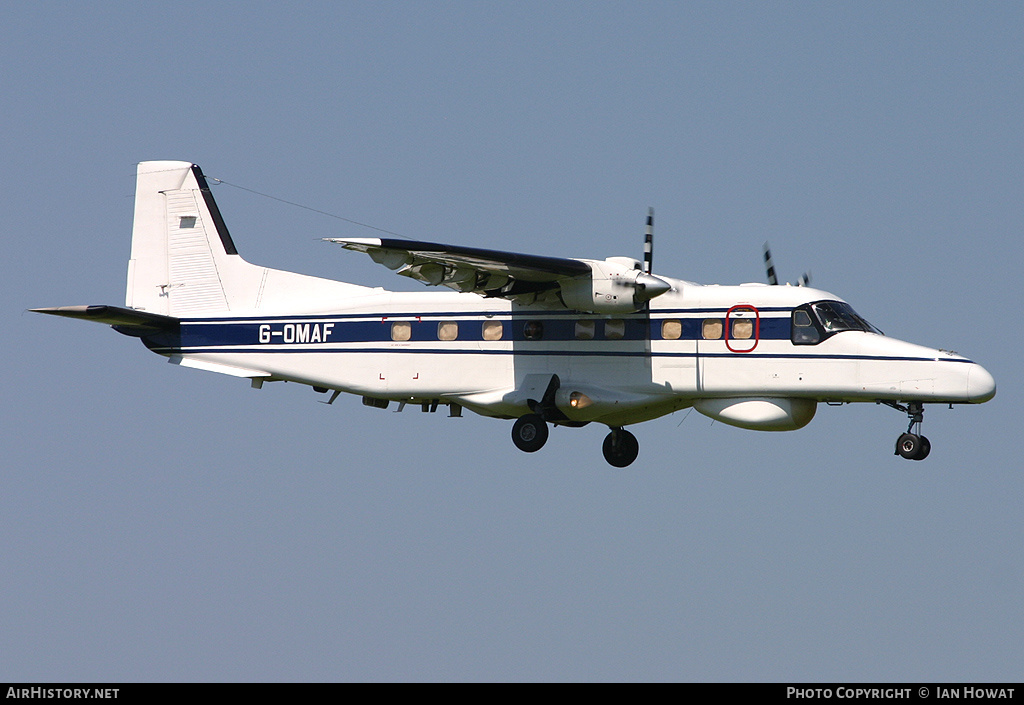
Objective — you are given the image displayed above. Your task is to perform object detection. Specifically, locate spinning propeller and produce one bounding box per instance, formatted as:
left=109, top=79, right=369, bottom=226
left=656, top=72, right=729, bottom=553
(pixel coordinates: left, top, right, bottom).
left=763, top=242, right=811, bottom=287
left=643, top=207, right=654, bottom=275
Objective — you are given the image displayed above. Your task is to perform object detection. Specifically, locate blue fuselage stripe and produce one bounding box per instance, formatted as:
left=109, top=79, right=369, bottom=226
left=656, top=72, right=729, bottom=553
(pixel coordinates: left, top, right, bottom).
left=143, top=315, right=971, bottom=365
left=173, top=315, right=793, bottom=347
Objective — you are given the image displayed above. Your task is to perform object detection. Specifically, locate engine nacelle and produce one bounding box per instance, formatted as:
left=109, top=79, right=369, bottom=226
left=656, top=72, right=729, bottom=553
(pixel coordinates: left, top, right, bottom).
left=694, top=397, right=817, bottom=431
left=559, top=259, right=671, bottom=314
left=552, top=384, right=675, bottom=425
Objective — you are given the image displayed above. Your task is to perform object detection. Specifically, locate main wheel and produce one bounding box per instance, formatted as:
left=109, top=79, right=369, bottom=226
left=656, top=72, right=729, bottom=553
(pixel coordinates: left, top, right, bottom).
left=512, top=414, right=549, bottom=453
left=896, top=433, right=924, bottom=460
left=602, top=429, right=639, bottom=468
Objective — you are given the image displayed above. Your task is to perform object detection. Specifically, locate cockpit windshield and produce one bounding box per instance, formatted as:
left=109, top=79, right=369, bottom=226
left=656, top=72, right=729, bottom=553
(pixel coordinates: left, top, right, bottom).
left=812, top=301, right=882, bottom=335
left=791, top=300, right=882, bottom=345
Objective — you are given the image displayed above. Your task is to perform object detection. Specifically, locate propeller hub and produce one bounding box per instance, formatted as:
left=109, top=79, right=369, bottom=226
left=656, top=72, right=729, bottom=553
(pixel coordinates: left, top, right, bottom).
left=634, top=273, right=671, bottom=301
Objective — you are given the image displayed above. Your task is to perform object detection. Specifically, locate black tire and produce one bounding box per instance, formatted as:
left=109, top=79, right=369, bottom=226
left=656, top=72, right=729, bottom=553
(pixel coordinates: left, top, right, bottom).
left=896, top=433, right=922, bottom=460
left=512, top=414, right=548, bottom=453
left=602, top=429, right=639, bottom=468
left=913, top=436, right=931, bottom=461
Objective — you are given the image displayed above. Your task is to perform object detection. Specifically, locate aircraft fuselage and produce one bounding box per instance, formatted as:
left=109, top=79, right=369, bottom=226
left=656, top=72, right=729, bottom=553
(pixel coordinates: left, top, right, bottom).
left=136, top=280, right=994, bottom=430
left=35, top=161, right=996, bottom=466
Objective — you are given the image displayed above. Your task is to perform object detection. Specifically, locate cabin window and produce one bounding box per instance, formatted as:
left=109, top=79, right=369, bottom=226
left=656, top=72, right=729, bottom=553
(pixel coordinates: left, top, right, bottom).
left=437, top=321, right=458, bottom=341
left=702, top=319, right=723, bottom=340
left=391, top=321, right=412, bottom=341
left=575, top=320, right=596, bottom=340
left=482, top=320, right=503, bottom=341
left=731, top=318, right=754, bottom=340
left=179, top=215, right=197, bottom=228
left=661, top=319, right=682, bottom=340
left=604, top=319, right=625, bottom=340
left=524, top=321, right=544, bottom=340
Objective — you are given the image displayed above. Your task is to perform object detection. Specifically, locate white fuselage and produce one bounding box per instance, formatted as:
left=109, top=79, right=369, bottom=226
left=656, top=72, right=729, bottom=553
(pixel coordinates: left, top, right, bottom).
left=35, top=161, right=997, bottom=465
left=150, top=277, right=995, bottom=429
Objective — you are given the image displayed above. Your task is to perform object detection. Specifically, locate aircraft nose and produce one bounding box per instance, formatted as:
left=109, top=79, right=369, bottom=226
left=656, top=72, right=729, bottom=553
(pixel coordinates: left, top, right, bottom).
left=967, top=363, right=996, bottom=403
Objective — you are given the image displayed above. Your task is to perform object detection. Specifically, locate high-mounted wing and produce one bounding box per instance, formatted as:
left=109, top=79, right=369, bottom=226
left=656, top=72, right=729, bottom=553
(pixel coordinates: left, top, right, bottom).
left=327, top=237, right=590, bottom=297
left=326, top=237, right=671, bottom=313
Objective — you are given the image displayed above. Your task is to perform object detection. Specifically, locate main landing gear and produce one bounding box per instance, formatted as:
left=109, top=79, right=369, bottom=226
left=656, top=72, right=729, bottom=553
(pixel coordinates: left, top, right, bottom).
left=511, top=414, right=549, bottom=453
left=510, top=415, right=641, bottom=467
left=510, top=373, right=640, bottom=467
left=602, top=428, right=639, bottom=468
left=511, top=375, right=561, bottom=454
left=883, top=401, right=931, bottom=461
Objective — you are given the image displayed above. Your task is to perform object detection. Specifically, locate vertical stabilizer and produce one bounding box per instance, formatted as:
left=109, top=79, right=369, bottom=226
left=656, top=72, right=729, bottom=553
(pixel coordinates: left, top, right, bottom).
left=126, top=161, right=370, bottom=317
left=127, top=161, right=242, bottom=315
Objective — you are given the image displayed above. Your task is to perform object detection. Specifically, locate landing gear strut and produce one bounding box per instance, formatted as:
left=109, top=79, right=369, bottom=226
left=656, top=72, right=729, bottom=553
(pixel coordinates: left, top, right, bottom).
left=512, top=414, right=549, bottom=453
left=511, top=375, right=563, bottom=454
left=883, top=401, right=931, bottom=461
left=509, top=374, right=641, bottom=466
left=602, top=427, right=639, bottom=468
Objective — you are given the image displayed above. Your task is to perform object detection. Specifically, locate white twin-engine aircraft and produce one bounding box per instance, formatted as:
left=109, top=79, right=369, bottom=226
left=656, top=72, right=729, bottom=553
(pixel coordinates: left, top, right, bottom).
left=35, top=161, right=996, bottom=467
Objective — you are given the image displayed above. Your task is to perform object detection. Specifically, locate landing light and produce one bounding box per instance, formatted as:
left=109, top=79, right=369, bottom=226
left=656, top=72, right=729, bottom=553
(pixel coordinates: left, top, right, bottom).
left=569, top=392, right=592, bottom=409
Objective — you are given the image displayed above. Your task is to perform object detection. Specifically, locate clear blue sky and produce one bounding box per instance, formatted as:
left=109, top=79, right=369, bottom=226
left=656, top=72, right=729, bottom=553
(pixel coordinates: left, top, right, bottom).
left=4, top=1, right=1021, bottom=681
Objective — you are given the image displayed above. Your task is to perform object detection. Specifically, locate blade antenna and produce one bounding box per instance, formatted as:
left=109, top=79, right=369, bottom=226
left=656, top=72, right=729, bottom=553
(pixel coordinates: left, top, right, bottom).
left=643, top=207, right=654, bottom=275
left=763, top=242, right=778, bottom=285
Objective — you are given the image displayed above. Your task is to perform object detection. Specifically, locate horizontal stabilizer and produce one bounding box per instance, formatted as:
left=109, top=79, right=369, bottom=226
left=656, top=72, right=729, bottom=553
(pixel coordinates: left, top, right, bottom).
left=31, top=305, right=179, bottom=335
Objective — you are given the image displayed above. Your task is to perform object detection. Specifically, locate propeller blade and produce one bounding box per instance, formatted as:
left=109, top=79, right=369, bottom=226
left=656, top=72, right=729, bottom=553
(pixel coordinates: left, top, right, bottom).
left=643, top=207, right=654, bottom=275
left=763, top=242, right=778, bottom=285
left=797, top=271, right=812, bottom=287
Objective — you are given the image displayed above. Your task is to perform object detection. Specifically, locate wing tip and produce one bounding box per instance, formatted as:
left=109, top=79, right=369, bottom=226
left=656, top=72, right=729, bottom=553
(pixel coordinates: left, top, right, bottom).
left=324, top=237, right=383, bottom=248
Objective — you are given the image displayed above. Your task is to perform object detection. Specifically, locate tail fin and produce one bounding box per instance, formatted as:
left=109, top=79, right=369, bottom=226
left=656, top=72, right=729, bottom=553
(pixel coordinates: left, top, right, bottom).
left=126, top=161, right=368, bottom=316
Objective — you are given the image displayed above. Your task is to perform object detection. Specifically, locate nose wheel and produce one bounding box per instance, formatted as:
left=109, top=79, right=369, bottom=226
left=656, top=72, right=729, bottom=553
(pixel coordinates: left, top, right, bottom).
left=884, top=401, right=931, bottom=461
left=896, top=432, right=930, bottom=460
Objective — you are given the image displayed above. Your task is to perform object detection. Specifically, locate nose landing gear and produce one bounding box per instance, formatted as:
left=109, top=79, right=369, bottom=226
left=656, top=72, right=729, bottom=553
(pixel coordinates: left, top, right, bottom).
left=896, top=432, right=931, bottom=460
left=883, top=401, right=931, bottom=461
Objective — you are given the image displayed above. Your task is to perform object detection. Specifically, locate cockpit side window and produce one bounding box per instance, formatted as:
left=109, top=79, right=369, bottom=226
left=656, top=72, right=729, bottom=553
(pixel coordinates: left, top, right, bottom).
left=791, top=307, right=821, bottom=345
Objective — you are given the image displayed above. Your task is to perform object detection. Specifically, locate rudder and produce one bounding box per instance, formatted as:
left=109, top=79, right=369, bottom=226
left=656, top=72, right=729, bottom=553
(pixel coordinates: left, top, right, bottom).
left=127, top=161, right=250, bottom=315
left=126, top=160, right=371, bottom=317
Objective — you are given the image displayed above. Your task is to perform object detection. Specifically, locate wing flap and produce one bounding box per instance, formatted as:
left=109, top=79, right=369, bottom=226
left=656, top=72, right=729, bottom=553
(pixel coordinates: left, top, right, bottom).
left=326, top=237, right=591, bottom=300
